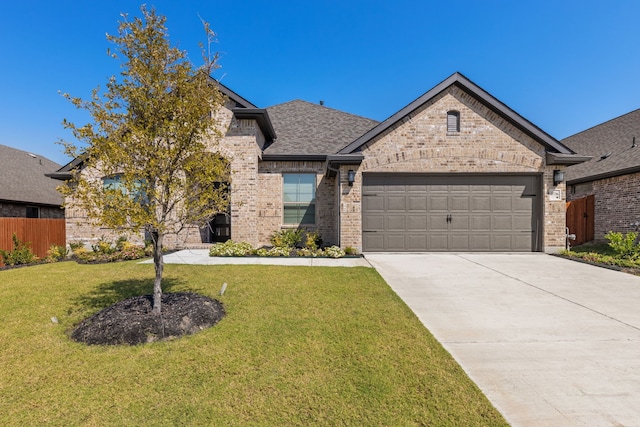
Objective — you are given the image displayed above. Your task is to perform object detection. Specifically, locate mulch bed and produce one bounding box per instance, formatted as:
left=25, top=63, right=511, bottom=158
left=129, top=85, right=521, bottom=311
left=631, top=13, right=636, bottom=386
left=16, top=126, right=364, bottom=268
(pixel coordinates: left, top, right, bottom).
left=71, top=292, right=225, bottom=346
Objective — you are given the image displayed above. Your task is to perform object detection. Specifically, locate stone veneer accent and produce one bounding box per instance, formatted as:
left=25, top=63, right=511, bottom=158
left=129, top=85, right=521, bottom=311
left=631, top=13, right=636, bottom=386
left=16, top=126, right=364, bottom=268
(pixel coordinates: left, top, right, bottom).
left=338, top=88, right=567, bottom=252
left=568, top=171, right=640, bottom=241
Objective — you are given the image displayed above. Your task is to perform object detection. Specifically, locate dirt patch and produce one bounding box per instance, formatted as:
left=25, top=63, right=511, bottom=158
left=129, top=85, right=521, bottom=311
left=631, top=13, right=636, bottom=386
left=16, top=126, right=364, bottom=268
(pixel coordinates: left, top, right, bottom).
left=71, top=292, right=225, bottom=346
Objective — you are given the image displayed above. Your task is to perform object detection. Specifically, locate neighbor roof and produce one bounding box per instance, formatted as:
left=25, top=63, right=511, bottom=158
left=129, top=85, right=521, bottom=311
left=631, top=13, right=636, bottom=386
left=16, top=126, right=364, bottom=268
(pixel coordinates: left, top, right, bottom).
left=339, top=72, right=581, bottom=163
left=263, top=100, right=379, bottom=157
left=0, top=144, right=63, bottom=206
left=563, top=109, right=640, bottom=184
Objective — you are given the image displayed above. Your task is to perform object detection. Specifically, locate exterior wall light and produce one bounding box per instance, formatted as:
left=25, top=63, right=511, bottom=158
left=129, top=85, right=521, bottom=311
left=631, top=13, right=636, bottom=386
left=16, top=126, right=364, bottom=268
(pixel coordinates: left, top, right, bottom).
left=553, top=170, right=564, bottom=186
left=347, top=170, right=356, bottom=186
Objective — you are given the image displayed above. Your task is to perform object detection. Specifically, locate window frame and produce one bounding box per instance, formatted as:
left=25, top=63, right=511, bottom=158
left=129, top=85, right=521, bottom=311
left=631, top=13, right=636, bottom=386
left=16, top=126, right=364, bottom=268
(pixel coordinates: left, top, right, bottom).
left=25, top=206, right=40, bottom=218
left=447, top=110, right=460, bottom=133
left=282, top=173, right=316, bottom=225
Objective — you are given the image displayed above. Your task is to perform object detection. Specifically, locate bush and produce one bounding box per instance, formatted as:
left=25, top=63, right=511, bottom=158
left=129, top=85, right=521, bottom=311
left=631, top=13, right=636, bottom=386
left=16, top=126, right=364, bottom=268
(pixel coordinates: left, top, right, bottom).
left=344, top=246, right=358, bottom=256
left=45, top=245, right=68, bottom=263
left=322, top=246, right=346, bottom=258
left=209, top=241, right=254, bottom=257
left=303, top=230, right=322, bottom=250
left=256, top=246, right=292, bottom=257
left=270, top=229, right=303, bottom=249
left=0, top=234, right=38, bottom=266
left=605, top=231, right=639, bottom=259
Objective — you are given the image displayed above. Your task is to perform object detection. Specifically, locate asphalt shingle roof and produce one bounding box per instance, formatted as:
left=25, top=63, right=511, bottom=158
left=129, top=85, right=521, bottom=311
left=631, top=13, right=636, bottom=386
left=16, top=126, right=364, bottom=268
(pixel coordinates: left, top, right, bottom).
left=563, top=109, right=640, bottom=183
left=264, top=100, right=379, bottom=155
left=0, top=144, right=63, bottom=206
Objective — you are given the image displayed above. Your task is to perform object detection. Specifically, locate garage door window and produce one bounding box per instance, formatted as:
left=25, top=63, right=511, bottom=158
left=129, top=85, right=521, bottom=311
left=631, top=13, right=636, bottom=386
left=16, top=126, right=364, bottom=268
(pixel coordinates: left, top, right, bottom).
left=283, top=173, right=316, bottom=224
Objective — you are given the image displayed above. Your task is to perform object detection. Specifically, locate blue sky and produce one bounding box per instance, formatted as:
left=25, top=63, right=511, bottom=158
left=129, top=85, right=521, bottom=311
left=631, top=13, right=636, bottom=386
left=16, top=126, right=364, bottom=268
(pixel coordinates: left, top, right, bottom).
left=1, top=1, right=639, bottom=166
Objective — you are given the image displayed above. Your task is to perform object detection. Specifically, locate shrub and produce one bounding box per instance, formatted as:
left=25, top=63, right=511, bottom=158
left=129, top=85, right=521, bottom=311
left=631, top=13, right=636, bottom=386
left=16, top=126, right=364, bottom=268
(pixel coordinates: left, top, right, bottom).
left=0, top=234, right=38, bottom=266
left=605, top=231, right=639, bottom=259
left=45, top=245, right=68, bottom=263
left=322, top=246, right=346, bottom=258
left=91, top=236, right=116, bottom=255
left=303, top=230, right=322, bottom=250
left=344, top=246, right=358, bottom=256
left=209, top=241, right=254, bottom=257
left=297, top=248, right=322, bottom=257
left=270, top=229, right=302, bottom=249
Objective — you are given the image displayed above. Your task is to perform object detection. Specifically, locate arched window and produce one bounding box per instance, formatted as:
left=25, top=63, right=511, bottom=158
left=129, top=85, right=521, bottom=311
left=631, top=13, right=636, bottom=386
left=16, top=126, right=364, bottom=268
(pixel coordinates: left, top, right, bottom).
left=447, top=110, right=460, bottom=133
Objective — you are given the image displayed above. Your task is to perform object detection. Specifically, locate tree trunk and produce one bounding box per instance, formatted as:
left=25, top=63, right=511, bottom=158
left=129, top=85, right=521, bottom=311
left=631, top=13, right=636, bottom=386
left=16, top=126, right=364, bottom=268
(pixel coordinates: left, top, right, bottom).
left=151, top=230, right=164, bottom=314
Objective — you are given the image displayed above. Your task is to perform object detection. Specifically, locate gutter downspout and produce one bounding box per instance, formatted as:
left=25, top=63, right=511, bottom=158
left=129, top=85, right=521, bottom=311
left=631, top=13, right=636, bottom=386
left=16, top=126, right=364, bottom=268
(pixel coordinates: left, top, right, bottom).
left=326, top=162, right=341, bottom=247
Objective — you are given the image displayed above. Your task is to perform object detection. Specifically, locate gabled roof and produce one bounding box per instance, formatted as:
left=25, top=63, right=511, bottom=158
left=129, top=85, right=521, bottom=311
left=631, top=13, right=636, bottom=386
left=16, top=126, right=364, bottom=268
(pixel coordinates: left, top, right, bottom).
left=563, top=109, right=640, bottom=184
left=263, top=100, right=379, bottom=157
left=0, top=144, right=63, bottom=206
left=338, top=72, right=580, bottom=163
left=214, top=79, right=257, bottom=109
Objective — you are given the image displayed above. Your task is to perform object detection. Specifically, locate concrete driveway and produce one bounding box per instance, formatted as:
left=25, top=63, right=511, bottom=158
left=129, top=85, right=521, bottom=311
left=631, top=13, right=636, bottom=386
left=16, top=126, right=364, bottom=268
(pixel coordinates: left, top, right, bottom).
left=365, top=253, right=640, bottom=427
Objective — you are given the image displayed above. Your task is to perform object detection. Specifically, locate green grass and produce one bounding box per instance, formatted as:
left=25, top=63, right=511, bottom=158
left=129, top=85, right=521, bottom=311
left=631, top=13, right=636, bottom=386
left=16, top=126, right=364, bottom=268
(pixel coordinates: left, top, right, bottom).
left=563, top=242, right=640, bottom=270
left=0, top=261, right=507, bottom=426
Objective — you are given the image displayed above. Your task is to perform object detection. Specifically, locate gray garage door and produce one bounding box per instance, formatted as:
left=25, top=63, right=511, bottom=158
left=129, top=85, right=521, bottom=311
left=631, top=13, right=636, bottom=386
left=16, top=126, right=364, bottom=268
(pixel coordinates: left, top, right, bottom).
left=362, top=174, right=539, bottom=252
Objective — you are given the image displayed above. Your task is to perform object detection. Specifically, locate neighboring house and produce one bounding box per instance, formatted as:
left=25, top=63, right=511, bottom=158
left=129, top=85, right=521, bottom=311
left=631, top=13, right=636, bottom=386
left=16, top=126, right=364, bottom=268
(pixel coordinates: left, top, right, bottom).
left=0, top=144, right=64, bottom=218
left=564, top=109, right=640, bottom=241
left=50, top=72, right=587, bottom=252
left=0, top=144, right=66, bottom=261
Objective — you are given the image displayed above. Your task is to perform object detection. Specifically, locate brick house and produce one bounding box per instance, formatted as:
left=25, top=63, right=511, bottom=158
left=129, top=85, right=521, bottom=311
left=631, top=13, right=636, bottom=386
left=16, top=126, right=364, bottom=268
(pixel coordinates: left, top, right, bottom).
left=51, top=72, right=586, bottom=252
left=0, top=144, right=64, bottom=219
left=564, top=109, right=640, bottom=241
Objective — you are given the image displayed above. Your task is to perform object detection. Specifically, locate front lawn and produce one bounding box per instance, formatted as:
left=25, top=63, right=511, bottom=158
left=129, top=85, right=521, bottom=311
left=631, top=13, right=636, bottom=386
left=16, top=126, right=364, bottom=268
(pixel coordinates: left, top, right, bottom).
left=0, top=261, right=507, bottom=426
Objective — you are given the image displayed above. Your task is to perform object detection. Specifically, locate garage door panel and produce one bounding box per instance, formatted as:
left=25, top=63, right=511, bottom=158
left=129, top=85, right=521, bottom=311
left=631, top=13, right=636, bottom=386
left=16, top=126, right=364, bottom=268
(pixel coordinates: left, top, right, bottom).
left=363, top=233, right=384, bottom=252
left=471, top=196, right=491, bottom=211
left=387, top=196, right=406, bottom=211
left=363, top=215, right=384, bottom=230
left=430, top=215, right=449, bottom=231
left=362, top=174, right=538, bottom=252
left=408, top=196, right=427, bottom=211
left=451, top=215, right=470, bottom=231
left=408, top=215, right=427, bottom=231
left=472, top=215, right=491, bottom=231
left=429, top=195, right=448, bottom=211
left=364, top=195, right=384, bottom=211
left=387, top=235, right=406, bottom=251
left=450, top=196, right=470, bottom=211
left=449, top=234, right=470, bottom=250
left=493, top=196, right=513, bottom=211
left=513, top=234, right=533, bottom=251
left=514, top=215, right=532, bottom=231
left=429, top=234, right=449, bottom=250
left=407, top=235, right=428, bottom=251
left=386, top=215, right=405, bottom=231
left=492, top=235, right=513, bottom=251
left=493, top=215, right=513, bottom=231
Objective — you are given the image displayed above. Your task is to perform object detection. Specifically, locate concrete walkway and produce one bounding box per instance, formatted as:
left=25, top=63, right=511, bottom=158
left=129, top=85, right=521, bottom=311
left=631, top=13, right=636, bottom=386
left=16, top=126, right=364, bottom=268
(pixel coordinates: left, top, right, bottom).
left=365, top=253, right=640, bottom=427
left=147, top=249, right=372, bottom=267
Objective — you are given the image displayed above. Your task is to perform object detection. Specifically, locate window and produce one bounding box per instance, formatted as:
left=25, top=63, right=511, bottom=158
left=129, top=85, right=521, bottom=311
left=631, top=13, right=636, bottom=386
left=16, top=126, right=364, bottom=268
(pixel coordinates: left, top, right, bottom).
left=447, top=110, right=460, bottom=133
left=26, top=206, right=39, bottom=218
left=283, top=173, right=316, bottom=224
left=102, top=174, right=147, bottom=204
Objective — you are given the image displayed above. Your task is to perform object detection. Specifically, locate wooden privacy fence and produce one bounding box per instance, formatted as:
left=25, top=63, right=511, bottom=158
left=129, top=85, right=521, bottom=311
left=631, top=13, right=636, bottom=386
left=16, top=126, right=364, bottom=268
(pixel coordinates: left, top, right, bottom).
left=566, top=195, right=595, bottom=246
left=0, top=218, right=66, bottom=262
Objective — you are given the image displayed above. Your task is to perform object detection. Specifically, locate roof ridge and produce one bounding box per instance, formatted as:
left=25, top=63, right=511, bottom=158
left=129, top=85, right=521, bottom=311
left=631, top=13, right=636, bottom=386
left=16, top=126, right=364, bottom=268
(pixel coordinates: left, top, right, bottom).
left=267, top=99, right=378, bottom=123
left=562, top=108, right=640, bottom=141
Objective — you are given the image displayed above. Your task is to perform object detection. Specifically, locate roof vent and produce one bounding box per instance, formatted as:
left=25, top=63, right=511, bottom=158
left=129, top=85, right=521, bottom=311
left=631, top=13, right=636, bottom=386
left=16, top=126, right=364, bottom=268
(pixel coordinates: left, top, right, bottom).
left=27, top=153, right=37, bottom=158
left=319, top=100, right=324, bottom=106
left=633, top=137, right=637, bottom=148
left=600, top=152, right=612, bottom=160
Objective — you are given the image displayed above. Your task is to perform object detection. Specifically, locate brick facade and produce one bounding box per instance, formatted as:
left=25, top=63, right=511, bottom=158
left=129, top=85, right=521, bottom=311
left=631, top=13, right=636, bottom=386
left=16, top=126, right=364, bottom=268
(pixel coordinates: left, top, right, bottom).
left=338, top=88, right=567, bottom=252
left=568, top=172, right=640, bottom=241
left=62, top=84, right=571, bottom=252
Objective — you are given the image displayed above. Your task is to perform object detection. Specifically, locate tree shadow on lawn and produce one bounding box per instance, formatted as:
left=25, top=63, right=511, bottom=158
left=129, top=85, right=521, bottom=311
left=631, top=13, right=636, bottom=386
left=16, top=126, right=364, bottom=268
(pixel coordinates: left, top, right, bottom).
left=70, top=277, right=186, bottom=315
